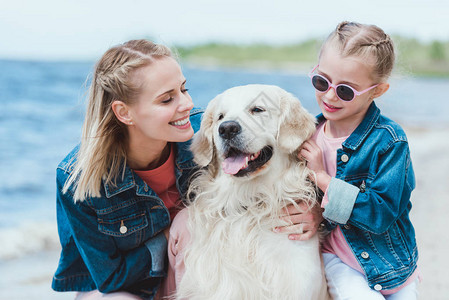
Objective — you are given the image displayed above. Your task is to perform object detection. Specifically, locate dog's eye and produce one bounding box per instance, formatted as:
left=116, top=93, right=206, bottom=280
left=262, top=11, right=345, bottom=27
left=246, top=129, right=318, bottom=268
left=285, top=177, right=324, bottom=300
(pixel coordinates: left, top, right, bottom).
left=218, top=113, right=224, bottom=121
left=250, top=106, right=265, bottom=114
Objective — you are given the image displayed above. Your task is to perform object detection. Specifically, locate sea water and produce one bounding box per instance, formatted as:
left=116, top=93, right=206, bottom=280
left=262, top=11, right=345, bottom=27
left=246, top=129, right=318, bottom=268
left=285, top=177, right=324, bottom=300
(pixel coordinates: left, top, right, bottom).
left=1, top=59, right=448, bottom=261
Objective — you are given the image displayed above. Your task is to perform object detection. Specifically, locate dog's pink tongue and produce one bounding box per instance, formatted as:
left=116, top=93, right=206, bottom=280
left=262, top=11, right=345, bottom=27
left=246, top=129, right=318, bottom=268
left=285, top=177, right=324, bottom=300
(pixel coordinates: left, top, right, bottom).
left=222, top=154, right=249, bottom=175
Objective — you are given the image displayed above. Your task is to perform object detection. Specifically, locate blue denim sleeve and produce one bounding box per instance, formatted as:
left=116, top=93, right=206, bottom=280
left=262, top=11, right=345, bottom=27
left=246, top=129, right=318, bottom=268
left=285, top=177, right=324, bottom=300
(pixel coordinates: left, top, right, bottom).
left=351, top=141, right=415, bottom=234
left=326, top=141, right=415, bottom=235
left=144, top=232, right=168, bottom=277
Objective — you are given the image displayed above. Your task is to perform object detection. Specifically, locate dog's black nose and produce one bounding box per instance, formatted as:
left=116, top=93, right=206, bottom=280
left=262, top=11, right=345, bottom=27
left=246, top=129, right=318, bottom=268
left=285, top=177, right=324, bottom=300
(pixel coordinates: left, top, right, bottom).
left=219, top=121, right=241, bottom=140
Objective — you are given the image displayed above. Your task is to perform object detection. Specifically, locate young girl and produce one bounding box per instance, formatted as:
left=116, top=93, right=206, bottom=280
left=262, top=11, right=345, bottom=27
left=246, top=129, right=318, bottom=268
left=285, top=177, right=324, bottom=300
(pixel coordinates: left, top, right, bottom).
left=300, top=21, right=419, bottom=299
left=52, top=39, right=202, bottom=299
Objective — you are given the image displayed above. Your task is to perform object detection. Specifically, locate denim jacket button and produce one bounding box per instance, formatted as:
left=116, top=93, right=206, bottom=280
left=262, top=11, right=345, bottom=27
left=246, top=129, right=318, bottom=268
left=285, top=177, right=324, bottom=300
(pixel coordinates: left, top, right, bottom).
left=120, top=220, right=128, bottom=234
left=344, top=224, right=351, bottom=230
left=120, top=225, right=128, bottom=234
left=341, top=154, right=349, bottom=162
left=359, top=180, right=366, bottom=193
left=361, top=251, right=370, bottom=259
left=374, top=284, right=382, bottom=291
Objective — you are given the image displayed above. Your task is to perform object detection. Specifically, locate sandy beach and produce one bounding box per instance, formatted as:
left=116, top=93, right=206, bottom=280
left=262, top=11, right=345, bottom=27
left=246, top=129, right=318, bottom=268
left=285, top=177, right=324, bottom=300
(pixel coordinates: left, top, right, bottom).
left=407, top=127, right=449, bottom=298
left=0, top=127, right=447, bottom=300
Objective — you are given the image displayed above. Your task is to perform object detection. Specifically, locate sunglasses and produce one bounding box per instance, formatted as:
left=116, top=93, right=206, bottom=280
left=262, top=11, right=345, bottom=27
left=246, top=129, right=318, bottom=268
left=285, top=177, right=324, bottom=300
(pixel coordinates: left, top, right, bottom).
left=308, top=65, right=379, bottom=101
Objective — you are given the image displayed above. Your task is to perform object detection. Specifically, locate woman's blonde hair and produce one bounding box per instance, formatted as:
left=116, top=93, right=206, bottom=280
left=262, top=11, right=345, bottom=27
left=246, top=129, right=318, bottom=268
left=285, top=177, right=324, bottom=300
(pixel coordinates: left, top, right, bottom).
left=64, top=40, right=173, bottom=202
left=320, top=21, right=395, bottom=82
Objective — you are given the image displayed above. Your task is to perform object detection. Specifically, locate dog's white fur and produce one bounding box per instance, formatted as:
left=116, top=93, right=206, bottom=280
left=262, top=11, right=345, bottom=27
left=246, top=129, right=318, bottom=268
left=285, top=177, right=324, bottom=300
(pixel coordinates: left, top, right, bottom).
left=177, top=85, right=328, bottom=300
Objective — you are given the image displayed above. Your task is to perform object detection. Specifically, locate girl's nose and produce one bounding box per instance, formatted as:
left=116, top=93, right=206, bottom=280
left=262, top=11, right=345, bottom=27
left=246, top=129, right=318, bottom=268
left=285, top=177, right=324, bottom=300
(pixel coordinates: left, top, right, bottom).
left=324, top=86, right=339, bottom=102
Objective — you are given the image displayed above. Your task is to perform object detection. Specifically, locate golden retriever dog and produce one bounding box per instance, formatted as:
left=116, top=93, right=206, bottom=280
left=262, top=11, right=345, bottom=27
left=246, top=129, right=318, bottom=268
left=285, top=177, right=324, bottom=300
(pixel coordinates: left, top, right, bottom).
left=176, top=84, right=328, bottom=300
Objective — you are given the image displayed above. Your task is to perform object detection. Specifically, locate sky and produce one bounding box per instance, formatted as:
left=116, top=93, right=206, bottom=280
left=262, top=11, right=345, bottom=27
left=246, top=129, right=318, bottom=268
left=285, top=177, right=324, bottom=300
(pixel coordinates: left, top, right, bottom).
left=1, top=0, right=448, bottom=60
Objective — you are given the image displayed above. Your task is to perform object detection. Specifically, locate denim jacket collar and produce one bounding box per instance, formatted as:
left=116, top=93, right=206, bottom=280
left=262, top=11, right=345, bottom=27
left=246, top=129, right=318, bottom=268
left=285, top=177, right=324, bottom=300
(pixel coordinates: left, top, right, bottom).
left=103, top=139, right=196, bottom=199
left=316, top=102, right=380, bottom=151
left=104, top=168, right=137, bottom=198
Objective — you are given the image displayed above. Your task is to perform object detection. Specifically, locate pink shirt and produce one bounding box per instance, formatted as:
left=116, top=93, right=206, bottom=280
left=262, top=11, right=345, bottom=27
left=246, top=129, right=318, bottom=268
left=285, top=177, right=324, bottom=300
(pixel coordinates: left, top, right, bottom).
left=314, top=122, right=419, bottom=295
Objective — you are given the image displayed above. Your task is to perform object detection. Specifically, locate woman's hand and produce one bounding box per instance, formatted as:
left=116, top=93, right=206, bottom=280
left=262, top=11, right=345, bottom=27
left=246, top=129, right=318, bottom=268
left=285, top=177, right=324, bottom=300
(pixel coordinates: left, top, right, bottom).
left=274, top=202, right=324, bottom=241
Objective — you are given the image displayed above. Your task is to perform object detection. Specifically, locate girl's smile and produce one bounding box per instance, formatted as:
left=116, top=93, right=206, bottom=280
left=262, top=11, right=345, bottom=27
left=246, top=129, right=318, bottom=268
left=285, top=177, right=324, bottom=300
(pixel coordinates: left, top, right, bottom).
left=322, top=101, right=342, bottom=112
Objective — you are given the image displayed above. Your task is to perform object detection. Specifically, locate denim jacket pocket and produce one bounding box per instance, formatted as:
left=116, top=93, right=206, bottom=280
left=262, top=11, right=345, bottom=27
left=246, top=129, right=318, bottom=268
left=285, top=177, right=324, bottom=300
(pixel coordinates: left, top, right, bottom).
left=98, top=212, right=149, bottom=250
left=389, top=222, right=412, bottom=262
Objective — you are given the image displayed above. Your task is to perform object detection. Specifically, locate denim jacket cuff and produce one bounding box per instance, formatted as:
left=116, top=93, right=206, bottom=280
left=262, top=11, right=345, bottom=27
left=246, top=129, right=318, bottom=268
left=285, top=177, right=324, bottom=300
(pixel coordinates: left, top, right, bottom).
left=323, top=177, right=359, bottom=224
left=144, top=232, right=168, bottom=277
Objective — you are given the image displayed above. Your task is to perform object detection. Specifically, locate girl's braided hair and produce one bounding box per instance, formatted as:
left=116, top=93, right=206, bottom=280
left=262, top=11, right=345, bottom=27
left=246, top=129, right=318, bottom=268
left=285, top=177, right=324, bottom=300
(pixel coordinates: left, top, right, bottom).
left=322, top=21, right=395, bottom=82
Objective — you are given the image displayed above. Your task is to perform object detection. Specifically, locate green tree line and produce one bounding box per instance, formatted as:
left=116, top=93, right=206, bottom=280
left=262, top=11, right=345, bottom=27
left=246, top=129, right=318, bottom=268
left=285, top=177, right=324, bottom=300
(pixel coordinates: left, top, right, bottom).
left=176, top=36, right=449, bottom=77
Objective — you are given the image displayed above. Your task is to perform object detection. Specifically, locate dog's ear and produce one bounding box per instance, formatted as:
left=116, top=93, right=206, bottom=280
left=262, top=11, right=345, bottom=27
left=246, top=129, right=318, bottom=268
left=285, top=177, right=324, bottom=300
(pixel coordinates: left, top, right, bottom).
left=277, top=91, right=316, bottom=153
left=190, top=97, right=218, bottom=166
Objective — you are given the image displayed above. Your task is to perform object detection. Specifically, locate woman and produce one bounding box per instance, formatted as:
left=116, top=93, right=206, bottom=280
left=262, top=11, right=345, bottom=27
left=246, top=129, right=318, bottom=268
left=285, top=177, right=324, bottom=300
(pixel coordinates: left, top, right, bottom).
left=52, top=39, right=201, bottom=299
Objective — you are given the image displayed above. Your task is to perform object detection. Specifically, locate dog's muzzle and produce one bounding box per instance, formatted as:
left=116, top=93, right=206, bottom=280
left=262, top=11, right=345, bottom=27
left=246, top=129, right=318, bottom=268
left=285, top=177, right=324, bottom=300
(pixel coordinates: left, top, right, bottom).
left=219, top=121, right=242, bottom=140
left=222, top=145, right=273, bottom=177
left=218, top=120, right=273, bottom=177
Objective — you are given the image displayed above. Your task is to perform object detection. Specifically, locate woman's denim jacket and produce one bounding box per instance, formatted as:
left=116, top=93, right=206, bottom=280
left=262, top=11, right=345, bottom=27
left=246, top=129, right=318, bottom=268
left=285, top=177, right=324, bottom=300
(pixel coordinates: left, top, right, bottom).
left=52, top=109, right=203, bottom=299
left=320, top=102, right=418, bottom=292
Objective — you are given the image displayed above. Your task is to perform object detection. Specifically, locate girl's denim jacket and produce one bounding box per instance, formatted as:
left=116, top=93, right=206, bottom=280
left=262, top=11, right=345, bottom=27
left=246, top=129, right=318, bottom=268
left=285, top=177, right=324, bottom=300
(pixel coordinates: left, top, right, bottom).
left=320, top=102, right=418, bottom=292
left=52, top=109, right=203, bottom=299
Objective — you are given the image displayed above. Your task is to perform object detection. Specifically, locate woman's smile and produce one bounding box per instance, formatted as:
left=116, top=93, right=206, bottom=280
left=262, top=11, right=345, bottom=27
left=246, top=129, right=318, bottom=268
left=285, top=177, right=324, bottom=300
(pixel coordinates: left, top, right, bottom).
left=170, top=115, right=191, bottom=129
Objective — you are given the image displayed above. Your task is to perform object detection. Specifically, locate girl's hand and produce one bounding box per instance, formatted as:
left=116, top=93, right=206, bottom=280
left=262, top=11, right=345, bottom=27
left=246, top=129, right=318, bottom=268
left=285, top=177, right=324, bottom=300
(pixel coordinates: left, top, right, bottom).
left=274, top=202, right=324, bottom=241
left=299, top=140, right=325, bottom=174
left=299, top=140, right=332, bottom=192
